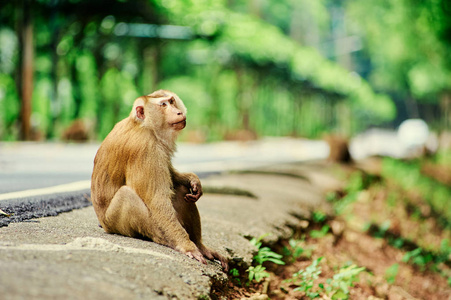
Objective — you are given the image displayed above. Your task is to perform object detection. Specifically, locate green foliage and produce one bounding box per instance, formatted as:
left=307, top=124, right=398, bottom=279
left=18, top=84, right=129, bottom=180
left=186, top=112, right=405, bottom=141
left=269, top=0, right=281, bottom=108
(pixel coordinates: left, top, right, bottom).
left=332, top=172, right=363, bottom=215
left=213, top=9, right=395, bottom=123
left=331, top=171, right=380, bottom=215
left=326, top=192, right=339, bottom=203
left=373, top=220, right=391, bottom=239
left=435, top=150, right=451, bottom=166
left=310, top=225, right=330, bottom=239
left=385, top=263, right=399, bottom=284
left=249, top=233, right=269, bottom=249
left=0, top=73, right=20, bottom=140
left=229, top=268, right=240, bottom=277
left=253, top=246, right=285, bottom=265
left=312, top=211, right=327, bottom=223
left=247, top=234, right=285, bottom=284
left=440, top=239, right=451, bottom=257
left=250, top=234, right=285, bottom=266
left=0, top=0, right=402, bottom=141
left=402, top=248, right=433, bottom=271
left=347, top=0, right=451, bottom=100
left=286, top=258, right=365, bottom=299
left=382, top=158, right=451, bottom=224
left=246, top=265, right=270, bottom=283
left=321, top=264, right=365, bottom=299
left=287, top=257, right=323, bottom=298
left=282, top=239, right=307, bottom=261
left=229, top=268, right=242, bottom=286
left=345, top=171, right=365, bottom=193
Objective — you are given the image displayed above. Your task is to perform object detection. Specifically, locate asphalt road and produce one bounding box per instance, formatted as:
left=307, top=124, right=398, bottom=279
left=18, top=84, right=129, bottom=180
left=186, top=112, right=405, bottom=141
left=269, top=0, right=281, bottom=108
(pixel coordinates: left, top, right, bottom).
left=0, top=138, right=332, bottom=192
left=0, top=138, right=329, bottom=226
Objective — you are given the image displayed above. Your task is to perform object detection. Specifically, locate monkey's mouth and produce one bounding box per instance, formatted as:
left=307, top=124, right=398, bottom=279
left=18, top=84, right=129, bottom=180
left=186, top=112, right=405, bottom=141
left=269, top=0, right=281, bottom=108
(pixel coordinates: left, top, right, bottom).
left=172, top=118, right=186, bottom=130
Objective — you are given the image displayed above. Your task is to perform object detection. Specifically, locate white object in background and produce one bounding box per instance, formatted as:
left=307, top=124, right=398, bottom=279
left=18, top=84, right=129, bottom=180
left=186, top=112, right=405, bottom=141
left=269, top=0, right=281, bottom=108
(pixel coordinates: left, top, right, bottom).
left=397, top=119, right=429, bottom=148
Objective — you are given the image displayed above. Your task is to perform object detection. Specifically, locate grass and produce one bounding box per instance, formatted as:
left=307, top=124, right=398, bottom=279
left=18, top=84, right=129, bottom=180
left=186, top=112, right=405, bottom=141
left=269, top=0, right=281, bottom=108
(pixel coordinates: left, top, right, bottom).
left=221, top=156, right=451, bottom=299
left=382, top=157, right=451, bottom=225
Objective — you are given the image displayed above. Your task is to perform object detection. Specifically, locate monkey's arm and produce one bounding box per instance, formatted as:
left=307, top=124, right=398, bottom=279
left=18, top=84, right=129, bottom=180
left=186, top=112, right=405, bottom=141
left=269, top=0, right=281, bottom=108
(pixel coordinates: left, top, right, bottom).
left=170, top=167, right=203, bottom=202
left=124, top=161, right=206, bottom=264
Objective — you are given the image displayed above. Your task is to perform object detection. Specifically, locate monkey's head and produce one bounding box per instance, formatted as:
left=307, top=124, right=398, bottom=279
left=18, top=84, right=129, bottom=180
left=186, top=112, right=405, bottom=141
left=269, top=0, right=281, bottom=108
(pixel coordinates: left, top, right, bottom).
left=131, top=90, right=187, bottom=133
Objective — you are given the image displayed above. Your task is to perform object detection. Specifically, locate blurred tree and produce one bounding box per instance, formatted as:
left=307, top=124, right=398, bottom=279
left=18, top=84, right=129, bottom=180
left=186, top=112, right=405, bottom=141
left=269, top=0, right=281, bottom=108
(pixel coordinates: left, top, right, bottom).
left=346, top=0, right=451, bottom=128
left=19, top=0, right=34, bottom=140
left=0, top=0, right=400, bottom=141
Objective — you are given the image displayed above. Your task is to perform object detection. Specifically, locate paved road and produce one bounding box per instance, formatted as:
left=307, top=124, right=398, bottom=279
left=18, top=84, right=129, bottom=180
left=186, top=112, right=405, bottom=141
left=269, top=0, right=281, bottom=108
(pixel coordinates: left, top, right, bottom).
left=0, top=138, right=329, bottom=194
left=0, top=138, right=329, bottom=226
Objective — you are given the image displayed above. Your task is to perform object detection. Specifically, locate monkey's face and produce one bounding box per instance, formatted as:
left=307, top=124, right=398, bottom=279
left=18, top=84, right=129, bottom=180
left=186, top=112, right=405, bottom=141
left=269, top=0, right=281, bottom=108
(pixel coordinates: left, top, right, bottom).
left=157, top=97, right=186, bottom=131
left=131, top=91, right=188, bottom=133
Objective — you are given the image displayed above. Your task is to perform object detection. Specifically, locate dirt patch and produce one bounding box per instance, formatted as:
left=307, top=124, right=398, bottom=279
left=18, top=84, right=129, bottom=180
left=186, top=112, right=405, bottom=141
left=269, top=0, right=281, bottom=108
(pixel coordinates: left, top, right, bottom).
left=216, top=159, right=451, bottom=299
left=421, top=163, right=451, bottom=186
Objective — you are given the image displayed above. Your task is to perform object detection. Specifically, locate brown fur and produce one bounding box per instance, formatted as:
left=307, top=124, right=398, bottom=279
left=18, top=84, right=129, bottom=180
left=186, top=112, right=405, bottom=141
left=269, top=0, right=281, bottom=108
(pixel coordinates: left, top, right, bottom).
left=324, top=134, right=352, bottom=163
left=62, top=119, right=89, bottom=142
left=91, top=90, right=228, bottom=270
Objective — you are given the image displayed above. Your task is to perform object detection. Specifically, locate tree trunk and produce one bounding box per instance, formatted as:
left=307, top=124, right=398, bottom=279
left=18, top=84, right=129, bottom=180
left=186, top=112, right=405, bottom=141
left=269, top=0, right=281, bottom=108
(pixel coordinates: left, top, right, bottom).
left=19, top=0, right=34, bottom=140
left=441, top=91, right=451, bottom=130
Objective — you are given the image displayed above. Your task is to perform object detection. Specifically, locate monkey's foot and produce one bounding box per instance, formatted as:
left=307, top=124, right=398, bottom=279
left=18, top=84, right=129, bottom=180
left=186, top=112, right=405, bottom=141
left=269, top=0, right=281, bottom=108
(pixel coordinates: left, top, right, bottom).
left=200, top=246, right=229, bottom=271
left=185, top=249, right=207, bottom=265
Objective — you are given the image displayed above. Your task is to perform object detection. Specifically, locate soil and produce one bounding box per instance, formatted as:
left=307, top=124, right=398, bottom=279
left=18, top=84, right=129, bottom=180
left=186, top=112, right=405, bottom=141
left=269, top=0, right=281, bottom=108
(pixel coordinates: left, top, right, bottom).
left=215, top=158, right=451, bottom=300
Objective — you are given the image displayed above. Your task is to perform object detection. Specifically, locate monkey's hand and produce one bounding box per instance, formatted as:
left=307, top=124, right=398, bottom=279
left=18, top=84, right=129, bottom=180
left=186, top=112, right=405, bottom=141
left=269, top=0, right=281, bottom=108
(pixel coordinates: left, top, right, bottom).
left=184, top=176, right=203, bottom=203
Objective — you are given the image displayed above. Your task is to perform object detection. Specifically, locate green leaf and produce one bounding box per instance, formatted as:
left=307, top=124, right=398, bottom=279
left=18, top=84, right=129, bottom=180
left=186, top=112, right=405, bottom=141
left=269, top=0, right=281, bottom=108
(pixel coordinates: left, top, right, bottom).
left=385, top=263, right=399, bottom=284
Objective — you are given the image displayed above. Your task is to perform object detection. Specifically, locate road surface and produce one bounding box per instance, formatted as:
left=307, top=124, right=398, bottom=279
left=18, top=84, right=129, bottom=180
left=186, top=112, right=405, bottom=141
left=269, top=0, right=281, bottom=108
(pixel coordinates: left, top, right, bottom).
left=0, top=138, right=329, bottom=226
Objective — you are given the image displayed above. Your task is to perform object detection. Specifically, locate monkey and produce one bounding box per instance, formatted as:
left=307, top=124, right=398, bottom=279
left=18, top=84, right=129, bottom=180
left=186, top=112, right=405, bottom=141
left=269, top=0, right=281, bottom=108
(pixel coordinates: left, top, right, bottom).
left=324, top=134, right=352, bottom=163
left=91, top=90, right=228, bottom=270
left=62, top=119, right=89, bottom=142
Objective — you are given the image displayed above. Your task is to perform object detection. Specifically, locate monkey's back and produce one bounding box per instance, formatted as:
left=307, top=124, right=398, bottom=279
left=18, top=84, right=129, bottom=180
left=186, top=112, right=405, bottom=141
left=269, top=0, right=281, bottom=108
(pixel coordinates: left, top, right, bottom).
left=91, top=117, right=167, bottom=222
left=91, top=118, right=136, bottom=220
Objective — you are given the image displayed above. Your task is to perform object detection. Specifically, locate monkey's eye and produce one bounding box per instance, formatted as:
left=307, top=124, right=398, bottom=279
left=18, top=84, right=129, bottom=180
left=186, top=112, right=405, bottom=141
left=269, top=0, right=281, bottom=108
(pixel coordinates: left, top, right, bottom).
left=160, top=101, right=168, bottom=107
left=169, top=98, right=175, bottom=105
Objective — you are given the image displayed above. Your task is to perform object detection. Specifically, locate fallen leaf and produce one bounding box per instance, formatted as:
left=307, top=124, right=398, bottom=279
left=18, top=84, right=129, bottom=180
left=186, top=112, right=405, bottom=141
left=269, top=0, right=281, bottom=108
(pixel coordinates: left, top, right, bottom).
left=0, top=208, right=11, bottom=217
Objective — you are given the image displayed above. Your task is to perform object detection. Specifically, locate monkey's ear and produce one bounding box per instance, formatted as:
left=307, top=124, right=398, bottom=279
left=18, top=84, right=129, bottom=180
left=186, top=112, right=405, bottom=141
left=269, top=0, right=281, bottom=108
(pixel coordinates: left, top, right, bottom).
left=131, top=97, right=146, bottom=121
left=135, top=106, right=145, bottom=120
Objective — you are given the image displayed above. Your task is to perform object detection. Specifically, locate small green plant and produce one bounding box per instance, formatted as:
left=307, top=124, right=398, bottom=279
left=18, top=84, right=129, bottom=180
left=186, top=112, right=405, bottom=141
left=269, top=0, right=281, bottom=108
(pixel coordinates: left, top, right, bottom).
left=332, top=171, right=371, bottom=215
left=286, top=258, right=365, bottom=299
left=326, top=191, right=339, bottom=202
left=230, top=268, right=240, bottom=277
left=382, top=158, right=451, bottom=223
left=440, top=239, right=451, bottom=257
left=246, top=234, right=285, bottom=284
left=250, top=234, right=285, bottom=265
left=402, top=248, right=433, bottom=270
left=373, top=220, right=391, bottom=238
left=312, top=211, right=327, bottom=223
left=286, top=257, right=323, bottom=298
left=229, top=268, right=242, bottom=285
left=249, top=233, right=269, bottom=249
left=320, top=264, right=365, bottom=299
left=346, top=171, right=365, bottom=193
left=310, top=225, right=330, bottom=238
left=282, top=239, right=309, bottom=262
left=247, top=265, right=270, bottom=283
left=254, top=246, right=285, bottom=265
left=385, top=263, right=399, bottom=284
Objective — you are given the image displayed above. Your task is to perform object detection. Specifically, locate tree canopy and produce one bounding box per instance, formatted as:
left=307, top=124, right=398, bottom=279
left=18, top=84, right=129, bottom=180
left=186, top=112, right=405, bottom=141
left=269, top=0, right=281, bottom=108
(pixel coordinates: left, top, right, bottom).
left=0, top=0, right=449, bottom=141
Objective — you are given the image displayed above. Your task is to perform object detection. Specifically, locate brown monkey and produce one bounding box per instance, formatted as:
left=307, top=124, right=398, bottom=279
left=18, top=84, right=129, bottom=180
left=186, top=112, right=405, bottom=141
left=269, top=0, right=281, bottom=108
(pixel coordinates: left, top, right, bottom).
left=91, top=90, right=228, bottom=270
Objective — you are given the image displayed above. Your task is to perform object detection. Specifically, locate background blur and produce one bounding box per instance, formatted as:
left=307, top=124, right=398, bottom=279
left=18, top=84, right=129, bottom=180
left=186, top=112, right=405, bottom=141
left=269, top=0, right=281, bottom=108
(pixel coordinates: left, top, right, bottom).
left=0, top=0, right=450, bottom=142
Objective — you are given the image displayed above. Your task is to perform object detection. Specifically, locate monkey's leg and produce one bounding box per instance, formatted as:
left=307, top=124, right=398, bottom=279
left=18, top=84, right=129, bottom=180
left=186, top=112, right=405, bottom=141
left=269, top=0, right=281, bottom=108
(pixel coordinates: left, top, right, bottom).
left=173, top=185, right=229, bottom=271
left=103, top=186, right=206, bottom=264
left=102, top=186, right=154, bottom=238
